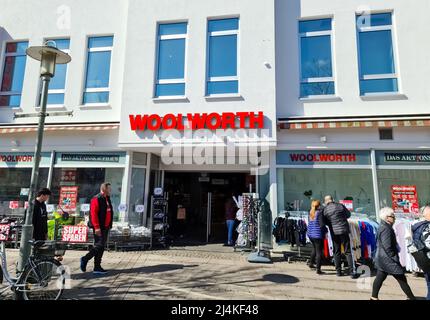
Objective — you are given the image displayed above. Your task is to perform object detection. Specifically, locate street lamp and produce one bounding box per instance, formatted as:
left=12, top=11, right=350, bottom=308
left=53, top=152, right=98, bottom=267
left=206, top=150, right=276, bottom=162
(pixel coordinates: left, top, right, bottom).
left=17, top=41, right=71, bottom=273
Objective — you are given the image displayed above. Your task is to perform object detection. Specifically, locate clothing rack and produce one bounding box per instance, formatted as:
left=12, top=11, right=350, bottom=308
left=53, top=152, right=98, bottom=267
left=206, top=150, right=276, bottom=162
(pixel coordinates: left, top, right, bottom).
left=282, top=211, right=310, bottom=263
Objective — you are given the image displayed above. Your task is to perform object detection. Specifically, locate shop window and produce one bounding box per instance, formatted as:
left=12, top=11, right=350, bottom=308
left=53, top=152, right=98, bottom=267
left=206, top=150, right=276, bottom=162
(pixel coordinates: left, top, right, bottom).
left=50, top=168, right=123, bottom=221
left=0, top=41, right=29, bottom=107
left=38, top=39, right=70, bottom=106
left=0, top=168, right=49, bottom=216
left=377, top=169, right=430, bottom=210
left=128, top=167, right=146, bottom=226
left=83, top=36, right=113, bottom=105
left=206, top=18, right=239, bottom=95
left=155, top=22, right=187, bottom=97
left=356, top=12, right=398, bottom=96
left=299, top=18, right=335, bottom=97
left=277, top=168, right=376, bottom=218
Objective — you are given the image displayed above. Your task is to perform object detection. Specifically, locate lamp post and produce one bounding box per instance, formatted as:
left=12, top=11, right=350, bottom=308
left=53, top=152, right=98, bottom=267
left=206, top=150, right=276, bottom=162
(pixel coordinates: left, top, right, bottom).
left=16, top=42, right=71, bottom=273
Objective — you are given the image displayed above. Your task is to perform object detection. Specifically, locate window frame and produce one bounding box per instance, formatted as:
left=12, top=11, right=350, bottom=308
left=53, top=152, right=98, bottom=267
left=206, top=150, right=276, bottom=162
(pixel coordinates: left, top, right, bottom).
left=205, top=17, right=240, bottom=97
left=298, top=18, right=336, bottom=99
left=36, top=38, right=70, bottom=109
left=82, top=35, right=114, bottom=107
left=356, top=12, right=400, bottom=97
left=0, top=40, right=29, bottom=108
left=153, top=22, right=188, bottom=99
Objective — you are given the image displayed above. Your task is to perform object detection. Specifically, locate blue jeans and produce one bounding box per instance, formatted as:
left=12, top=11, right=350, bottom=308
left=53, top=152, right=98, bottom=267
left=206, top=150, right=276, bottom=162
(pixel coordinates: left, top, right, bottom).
left=226, top=220, right=235, bottom=245
left=425, top=273, right=430, bottom=300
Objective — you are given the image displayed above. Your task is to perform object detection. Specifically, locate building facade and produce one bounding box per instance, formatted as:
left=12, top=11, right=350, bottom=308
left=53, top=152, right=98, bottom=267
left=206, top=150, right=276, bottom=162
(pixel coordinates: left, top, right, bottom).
left=0, top=0, right=428, bottom=249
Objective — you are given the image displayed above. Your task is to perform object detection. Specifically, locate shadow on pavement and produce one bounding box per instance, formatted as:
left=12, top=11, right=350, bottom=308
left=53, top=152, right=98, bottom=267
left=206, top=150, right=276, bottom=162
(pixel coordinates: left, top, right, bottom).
left=71, top=264, right=199, bottom=280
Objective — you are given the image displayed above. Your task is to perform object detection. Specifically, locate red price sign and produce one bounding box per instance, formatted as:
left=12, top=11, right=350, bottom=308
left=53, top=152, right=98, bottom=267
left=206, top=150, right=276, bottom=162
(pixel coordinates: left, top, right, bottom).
left=61, top=225, right=88, bottom=243
left=9, top=201, right=19, bottom=209
left=59, top=186, right=79, bottom=211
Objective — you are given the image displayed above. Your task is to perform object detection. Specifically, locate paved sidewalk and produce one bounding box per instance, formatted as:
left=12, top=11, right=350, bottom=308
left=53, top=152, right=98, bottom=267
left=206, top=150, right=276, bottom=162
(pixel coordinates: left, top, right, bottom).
left=1, top=245, right=427, bottom=300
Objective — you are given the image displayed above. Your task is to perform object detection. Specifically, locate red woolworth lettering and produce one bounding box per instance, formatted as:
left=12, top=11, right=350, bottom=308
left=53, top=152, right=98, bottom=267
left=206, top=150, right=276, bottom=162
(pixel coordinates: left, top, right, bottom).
left=147, top=115, right=162, bottom=131
left=249, top=112, right=264, bottom=129
left=299, top=154, right=306, bottom=161
left=237, top=112, right=249, bottom=128
left=129, top=115, right=148, bottom=131
left=221, top=113, right=236, bottom=129
left=307, top=154, right=314, bottom=162
left=336, top=154, right=343, bottom=162
left=319, top=154, right=329, bottom=162
left=348, top=154, right=356, bottom=162
left=187, top=113, right=207, bottom=129
left=162, top=114, right=177, bottom=130
left=329, top=155, right=335, bottom=161
left=206, top=113, right=222, bottom=130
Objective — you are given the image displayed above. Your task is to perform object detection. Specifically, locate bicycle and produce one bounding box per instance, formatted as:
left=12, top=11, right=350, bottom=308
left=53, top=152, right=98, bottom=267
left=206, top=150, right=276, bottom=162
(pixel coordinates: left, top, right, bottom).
left=0, top=225, right=68, bottom=300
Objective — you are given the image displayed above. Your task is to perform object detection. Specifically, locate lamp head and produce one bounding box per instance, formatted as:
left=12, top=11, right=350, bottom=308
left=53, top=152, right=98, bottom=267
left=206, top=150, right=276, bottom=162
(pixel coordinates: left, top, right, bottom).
left=26, top=41, right=71, bottom=77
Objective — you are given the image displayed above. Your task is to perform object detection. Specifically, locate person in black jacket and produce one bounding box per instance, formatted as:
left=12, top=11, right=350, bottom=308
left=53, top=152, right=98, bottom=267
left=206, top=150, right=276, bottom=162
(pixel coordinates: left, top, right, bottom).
left=80, top=183, right=114, bottom=275
left=371, top=207, right=415, bottom=300
left=411, top=206, right=430, bottom=300
left=322, top=195, right=359, bottom=278
left=32, top=188, right=51, bottom=241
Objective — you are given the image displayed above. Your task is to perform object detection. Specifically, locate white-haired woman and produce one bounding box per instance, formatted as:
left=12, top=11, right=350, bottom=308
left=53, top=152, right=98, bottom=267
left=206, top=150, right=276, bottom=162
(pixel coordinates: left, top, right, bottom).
left=371, top=207, right=416, bottom=300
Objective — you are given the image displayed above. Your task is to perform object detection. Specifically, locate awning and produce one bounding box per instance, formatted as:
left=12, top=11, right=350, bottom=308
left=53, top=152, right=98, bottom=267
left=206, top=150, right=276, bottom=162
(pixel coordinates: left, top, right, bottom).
left=0, top=123, right=119, bottom=134
left=278, top=117, right=430, bottom=130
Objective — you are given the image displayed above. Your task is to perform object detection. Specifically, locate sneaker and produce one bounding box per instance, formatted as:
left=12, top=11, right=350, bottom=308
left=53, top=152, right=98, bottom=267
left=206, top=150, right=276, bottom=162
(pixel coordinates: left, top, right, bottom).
left=308, top=264, right=316, bottom=270
left=316, top=270, right=324, bottom=275
left=336, top=271, right=343, bottom=277
left=93, top=267, right=108, bottom=275
left=350, top=273, right=360, bottom=279
left=80, top=257, right=88, bottom=273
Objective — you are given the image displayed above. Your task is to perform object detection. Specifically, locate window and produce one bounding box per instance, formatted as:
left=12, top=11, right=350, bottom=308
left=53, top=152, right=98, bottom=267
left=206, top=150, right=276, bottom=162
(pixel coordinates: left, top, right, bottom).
left=155, top=23, right=187, bottom=97
left=379, top=128, right=393, bottom=140
left=0, top=41, right=29, bottom=107
left=38, top=39, right=70, bottom=106
left=357, top=13, right=398, bottom=96
left=207, top=18, right=239, bottom=95
left=83, top=36, right=113, bottom=105
left=299, top=18, right=335, bottom=97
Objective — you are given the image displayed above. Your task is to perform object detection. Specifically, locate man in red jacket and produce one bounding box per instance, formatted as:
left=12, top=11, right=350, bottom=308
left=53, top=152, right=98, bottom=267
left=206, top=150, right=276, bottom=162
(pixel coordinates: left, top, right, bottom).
left=80, top=182, right=114, bottom=275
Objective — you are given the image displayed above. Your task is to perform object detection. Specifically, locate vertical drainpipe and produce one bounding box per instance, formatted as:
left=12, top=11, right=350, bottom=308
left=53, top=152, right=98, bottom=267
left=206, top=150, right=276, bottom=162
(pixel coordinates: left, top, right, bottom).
left=142, top=153, right=152, bottom=227
left=121, top=151, right=133, bottom=223
left=371, top=149, right=381, bottom=222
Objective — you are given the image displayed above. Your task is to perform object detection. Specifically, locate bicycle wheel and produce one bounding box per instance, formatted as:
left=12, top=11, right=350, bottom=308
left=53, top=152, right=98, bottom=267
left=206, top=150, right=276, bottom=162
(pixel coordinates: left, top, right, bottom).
left=20, top=259, right=65, bottom=300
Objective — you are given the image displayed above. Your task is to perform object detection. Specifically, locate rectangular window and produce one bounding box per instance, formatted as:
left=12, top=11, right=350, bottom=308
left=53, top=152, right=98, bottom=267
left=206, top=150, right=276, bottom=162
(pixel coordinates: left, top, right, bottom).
left=155, top=22, right=187, bottom=97
left=83, top=36, right=113, bottom=104
left=357, top=13, right=398, bottom=96
left=38, top=39, right=70, bottom=106
left=207, top=18, right=239, bottom=95
left=0, top=41, right=29, bottom=107
left=299, top=18, right=335, bottom=97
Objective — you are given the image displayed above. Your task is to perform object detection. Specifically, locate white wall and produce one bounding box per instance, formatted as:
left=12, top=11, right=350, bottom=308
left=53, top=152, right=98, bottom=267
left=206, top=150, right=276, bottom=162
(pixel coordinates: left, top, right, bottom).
left=0, top=0, right=128, bottom=124
left=275, top=0, right=430, bottom=118
left=119, top=0, right=277, bottom=147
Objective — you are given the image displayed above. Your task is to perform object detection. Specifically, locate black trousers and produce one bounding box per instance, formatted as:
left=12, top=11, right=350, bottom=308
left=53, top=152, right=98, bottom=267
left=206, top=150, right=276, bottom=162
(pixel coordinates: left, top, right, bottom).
left=332, top=233, right=354, bottom=274
left=309, top=238, right=323, bottom=271
left=372, top=270, right=415, bottom=299
left=83, top=229, right=109, bottom=268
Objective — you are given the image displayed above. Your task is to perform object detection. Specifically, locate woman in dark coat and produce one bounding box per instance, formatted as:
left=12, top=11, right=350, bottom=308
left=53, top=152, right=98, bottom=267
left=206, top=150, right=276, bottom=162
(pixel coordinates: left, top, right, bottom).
left=371, top=207, right=416, bottom=300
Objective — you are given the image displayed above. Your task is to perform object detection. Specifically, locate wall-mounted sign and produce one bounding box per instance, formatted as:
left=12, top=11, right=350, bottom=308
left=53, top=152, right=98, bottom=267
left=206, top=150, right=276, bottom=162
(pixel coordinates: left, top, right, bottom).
left=154, top=188, right=163, bottom=196
left=61, top=154, right=120, bottom=163
left=59, top=186, right=79, bottom=211
left=80, top=204, right=90, bottom=212
left=129, top=112, right=265, bottom=131
left=60, top=169, right=77, bottom=184
left=62, top=225, right=88, bottom=243
left=277, top=150, right=371, bottom=165
left=20, top=188, right=29, bottom=196
left=118, top=204, right=127, bottom=212
left=0, top=154, right=33, bottom=163
left=0, top=153, right=51, bottom=167
left=391, top=185, right=419, bottom=215
left=135, top=205, right=145, bottom=213
left=384, top=153, right=430, bottom=163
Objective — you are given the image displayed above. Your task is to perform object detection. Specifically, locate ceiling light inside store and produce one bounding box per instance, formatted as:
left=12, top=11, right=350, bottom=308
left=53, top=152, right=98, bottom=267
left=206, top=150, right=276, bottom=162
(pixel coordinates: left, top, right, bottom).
left=306, top=146, right=328, bottom=149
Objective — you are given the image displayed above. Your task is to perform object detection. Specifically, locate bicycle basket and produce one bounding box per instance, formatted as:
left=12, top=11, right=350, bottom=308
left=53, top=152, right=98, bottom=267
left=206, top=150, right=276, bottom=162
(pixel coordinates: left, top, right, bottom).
left=33, top=241, right=67, bottom=257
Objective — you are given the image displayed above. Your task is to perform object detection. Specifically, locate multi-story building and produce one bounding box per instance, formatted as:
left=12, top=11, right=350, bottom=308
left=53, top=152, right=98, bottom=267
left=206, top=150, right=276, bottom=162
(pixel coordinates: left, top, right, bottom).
left=0, top=0, right=428, bottom=249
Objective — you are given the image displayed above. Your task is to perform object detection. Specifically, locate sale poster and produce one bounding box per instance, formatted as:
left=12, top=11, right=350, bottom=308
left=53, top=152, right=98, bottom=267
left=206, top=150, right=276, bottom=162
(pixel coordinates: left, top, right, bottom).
left=9, top=201, right=19, bottom=209
left=0, top=224, right=10, bottom=241
left=59, top=186, right=79, bottom=211
left=61, top=225, right=88, bottom=243
left=340, top=200, right=354, bottom=211
left=391, top=185, right=419, bottom=215
left=60, top=169, right=76, bottom=184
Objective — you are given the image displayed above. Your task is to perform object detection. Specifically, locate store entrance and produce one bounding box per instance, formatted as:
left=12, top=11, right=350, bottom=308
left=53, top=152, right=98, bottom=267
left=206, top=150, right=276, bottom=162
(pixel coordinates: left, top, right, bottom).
left=164, top=172, right=253, bottom=245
